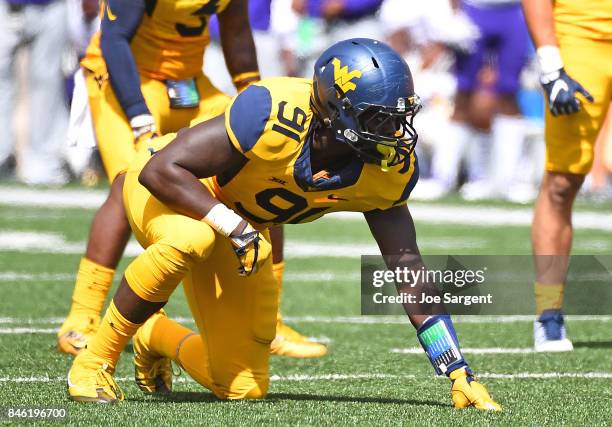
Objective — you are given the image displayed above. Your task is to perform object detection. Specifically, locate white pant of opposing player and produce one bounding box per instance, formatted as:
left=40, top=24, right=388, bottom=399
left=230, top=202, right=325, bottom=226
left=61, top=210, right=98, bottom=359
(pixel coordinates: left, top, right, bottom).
left=0, top=0, right=68, bottom=184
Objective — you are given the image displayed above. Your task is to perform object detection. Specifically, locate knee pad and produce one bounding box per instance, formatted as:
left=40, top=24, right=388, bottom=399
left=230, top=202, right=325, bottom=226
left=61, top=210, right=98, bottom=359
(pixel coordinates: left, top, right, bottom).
left=125, top=243, right=193, bottom=302
left=168, top=220, right=217, bottom=261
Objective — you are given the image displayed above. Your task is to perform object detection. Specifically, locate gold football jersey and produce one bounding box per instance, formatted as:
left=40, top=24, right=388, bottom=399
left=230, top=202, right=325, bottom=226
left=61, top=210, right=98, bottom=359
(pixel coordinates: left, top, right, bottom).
left=555, top=0, right=612, bottom=41
left=202, top=77, right=419, bottom=227
left=81, top=0, right=230, bottom=79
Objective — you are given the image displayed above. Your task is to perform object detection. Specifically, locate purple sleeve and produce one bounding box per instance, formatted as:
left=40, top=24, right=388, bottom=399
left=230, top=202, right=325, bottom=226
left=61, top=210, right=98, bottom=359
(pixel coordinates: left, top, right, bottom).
left=100, top=0, right=150, bottom=119
left=307, top=0, right=383, bottom=19
left=341, top=0, right=383, bottom=15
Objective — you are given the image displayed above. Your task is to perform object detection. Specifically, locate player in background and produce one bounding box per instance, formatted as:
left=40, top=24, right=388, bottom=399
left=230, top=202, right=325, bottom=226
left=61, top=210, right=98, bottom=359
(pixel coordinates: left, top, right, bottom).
left=0, top=0, right=69, bottom=184
left=66, top=38, right=501, bottom=411
left=522, top=0, right=611, bottom=351
left=443, top=0, right=529, bottom=201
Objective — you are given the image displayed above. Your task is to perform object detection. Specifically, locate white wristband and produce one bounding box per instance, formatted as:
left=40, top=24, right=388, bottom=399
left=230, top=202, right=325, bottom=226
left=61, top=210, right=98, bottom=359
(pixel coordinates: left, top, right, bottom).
left=129, top=114, right=156, bottom=139
left=202, top=203, right=244, bottom=237
left=536, top=45, right=564, bottom=76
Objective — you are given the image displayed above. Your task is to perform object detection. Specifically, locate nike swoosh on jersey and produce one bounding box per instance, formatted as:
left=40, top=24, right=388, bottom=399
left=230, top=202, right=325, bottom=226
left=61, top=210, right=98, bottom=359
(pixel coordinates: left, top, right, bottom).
left=327, top=195, right=349, bottom=201
left=106, top=4, right=117, bottom=21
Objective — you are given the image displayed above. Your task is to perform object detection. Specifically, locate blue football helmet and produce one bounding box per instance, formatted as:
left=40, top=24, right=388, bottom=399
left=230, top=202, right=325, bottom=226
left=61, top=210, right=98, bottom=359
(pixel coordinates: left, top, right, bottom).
left=311, top=38, right=421, bottom=170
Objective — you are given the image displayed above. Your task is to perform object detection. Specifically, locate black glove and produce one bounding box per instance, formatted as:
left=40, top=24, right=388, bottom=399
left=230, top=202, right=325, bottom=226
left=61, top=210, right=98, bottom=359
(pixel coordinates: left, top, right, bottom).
left=230, top=223, right=271, bottom=276
left=541, top=68, right=594, bottom=117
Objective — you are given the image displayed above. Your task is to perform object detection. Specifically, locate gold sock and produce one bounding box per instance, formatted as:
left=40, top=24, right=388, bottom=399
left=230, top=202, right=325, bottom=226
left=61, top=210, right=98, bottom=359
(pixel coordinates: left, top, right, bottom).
left=534, top=282, right=565, bottom=315
left=272, top=261, right=285, bottom=323
left=145, top=315, right=197, bottom=359
left=69, top=258, right=115, bottom=317
left=87, top=301, right=141, bottom=371
left=143, top=316, right=214, bottom=390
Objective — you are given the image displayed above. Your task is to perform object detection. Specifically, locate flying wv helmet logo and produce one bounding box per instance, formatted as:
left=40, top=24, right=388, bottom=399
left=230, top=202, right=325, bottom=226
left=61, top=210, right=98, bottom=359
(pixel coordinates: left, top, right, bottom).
left=332, top=58, right=362, bottom=97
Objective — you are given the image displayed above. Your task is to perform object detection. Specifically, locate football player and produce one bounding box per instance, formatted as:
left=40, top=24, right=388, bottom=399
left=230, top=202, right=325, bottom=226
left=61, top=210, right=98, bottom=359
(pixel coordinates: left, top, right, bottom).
left=522, top=0, right=611, bottom=351
left=67, top=38, right=501, bottom=410
left=57, top=0, right=325, bottom=358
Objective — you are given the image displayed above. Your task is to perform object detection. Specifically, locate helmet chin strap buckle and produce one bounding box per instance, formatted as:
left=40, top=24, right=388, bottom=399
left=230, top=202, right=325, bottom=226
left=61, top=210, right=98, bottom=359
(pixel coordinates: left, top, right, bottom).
left=343, top=129, right=359, bottom=142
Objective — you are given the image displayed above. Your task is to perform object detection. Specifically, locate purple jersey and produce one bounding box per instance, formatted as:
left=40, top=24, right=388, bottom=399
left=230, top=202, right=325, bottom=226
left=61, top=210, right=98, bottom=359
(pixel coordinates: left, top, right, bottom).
left=209, top=0, right=271, bottom=40
left=454, top=2, right=529, bottom=94
left=306, top=0, right=383, bottom=20
left=7, top=0, right=55, bottom=5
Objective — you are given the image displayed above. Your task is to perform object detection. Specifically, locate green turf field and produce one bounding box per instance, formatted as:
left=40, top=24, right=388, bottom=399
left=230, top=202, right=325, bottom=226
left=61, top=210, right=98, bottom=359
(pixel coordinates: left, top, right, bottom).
left=0, top=186, right=611, bottom=425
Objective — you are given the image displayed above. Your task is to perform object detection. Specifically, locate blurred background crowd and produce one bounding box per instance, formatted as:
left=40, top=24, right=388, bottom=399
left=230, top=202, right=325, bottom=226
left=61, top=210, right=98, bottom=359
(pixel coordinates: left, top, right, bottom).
left=2, top=0, right=611, bottom=202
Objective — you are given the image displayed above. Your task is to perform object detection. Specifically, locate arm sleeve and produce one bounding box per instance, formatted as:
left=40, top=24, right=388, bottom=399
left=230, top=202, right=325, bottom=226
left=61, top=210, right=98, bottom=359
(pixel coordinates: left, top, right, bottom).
left=224, top=84, right=272, bottom=159
left=100, top=0, right=150, bottom=120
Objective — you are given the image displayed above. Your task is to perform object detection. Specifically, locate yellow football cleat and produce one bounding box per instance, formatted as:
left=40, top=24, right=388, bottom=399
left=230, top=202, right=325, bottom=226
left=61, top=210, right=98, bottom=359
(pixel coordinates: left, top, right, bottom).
left=133, top=311, right=172, bottom=394
left=270, top=321, right=328, bottom=358
left=67, top=351, right=124, bottom=403
left=450, top=368, right=501, bottom=411
left=57, top=314, right=100, bottom=356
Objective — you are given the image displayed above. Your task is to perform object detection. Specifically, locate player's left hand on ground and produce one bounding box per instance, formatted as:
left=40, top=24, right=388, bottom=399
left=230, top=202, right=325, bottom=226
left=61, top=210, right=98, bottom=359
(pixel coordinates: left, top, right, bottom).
left=450, top=368, right=502, bottom=411
left=230, top=222, right=271, bottom=276
left=541, top=68, right=594, bottom=116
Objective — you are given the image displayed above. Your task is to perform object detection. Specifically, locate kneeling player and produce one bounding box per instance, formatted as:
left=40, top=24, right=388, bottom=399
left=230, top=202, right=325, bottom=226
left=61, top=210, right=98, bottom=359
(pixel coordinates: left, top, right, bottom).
left=67, top=38, right=501, bottom=410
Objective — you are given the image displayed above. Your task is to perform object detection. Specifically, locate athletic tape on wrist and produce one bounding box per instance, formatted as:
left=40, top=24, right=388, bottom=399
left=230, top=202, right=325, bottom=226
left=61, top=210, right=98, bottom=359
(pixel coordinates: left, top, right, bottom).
left=537, top=45, right=564, bottom=76
left=130, top=114, right=156, bottom=139
left=202, top=204, right=243, bottom=237
left=417, top=315, right=467, bottom=376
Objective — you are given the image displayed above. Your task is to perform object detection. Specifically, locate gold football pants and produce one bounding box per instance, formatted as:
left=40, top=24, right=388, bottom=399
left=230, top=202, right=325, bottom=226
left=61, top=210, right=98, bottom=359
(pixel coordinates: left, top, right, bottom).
left=545, top=37, right=612, bottom=174
left=123, top=163, right=278, bottom=398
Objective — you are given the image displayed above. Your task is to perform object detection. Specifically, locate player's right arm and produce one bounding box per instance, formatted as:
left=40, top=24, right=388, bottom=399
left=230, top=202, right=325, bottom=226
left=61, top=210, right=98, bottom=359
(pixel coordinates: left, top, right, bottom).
left=100, top=0, right=155, bottom=140
left=139, top=115, right=245, bottom=221
left=139, top=82, right=272, bottom=221
left=139, top=114, right=269, bottom=276
left=522, top=0, right=593, bottom=116
left=521, top=0, right=557, bottom=47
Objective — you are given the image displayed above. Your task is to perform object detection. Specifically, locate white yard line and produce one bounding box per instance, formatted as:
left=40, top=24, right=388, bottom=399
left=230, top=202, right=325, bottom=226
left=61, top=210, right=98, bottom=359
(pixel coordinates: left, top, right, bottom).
left=1, top=372, right=611, bottom=383
left=478, top=372, right=612, bottom=379
left=0, top=315, right=610, bottom=327
left=1, top=187, right=611, bottom=230
left=0, top=231, right=490, bottom=257
left=0, top=272, right=74, bottom=281
left=0, top=328, right=57, bottom=334
left=0, top=270, right=361, bottom=283
left=392, top=347, right=537, bottom=355
left=326, top=208, right=612, bottom=231
left=284, top=315, right=612, bottom=324
left=0, top=327, right=333, bottom=346
left=0, top=188, right=106, bottom=209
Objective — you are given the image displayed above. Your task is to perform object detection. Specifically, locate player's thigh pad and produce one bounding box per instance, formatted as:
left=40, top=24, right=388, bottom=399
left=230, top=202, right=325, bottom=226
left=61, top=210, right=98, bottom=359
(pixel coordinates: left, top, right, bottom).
left=182, top=230, right=277, bottom=399
left=123, top=168, right=218, bottom=302
left=545, top=38, right=612, bottom=174
left=85, top=70, right=137, bottom=182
